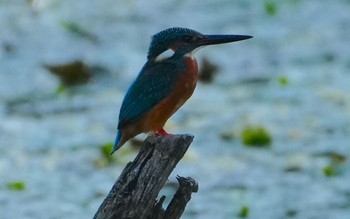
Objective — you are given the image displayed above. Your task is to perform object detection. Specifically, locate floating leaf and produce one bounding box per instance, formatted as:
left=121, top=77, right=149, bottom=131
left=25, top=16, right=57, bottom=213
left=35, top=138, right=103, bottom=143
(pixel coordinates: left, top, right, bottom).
left=199, top=57, right=219, bottom=83
left=329, top=152, right=347, bottom=164
left=43, top=60, right=91, bottom=86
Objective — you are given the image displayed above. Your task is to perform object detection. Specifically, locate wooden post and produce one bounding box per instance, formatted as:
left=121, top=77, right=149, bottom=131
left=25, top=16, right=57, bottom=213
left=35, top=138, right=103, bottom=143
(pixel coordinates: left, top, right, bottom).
left=93, top=134, right=198, bottom=219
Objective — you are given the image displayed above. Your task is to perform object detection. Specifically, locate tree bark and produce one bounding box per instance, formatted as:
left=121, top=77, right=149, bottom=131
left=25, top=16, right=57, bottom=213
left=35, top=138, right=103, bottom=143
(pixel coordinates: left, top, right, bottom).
left=93, top=134, right=197, bottom=219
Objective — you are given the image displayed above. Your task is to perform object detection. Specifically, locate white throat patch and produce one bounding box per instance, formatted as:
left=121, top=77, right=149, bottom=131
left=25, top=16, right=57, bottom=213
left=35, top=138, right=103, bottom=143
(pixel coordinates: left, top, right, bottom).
left=184, top=46, right=205, bottom=59
left=155, top=49, right=175, bottom=62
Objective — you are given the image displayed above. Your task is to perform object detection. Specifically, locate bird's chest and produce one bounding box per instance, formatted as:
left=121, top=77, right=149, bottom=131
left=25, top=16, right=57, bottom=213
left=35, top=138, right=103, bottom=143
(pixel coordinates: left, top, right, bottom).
left=168, top=56, right=198, bottom=110
left=178, top=56, right=198, bottom=93
left=143, top=56, right=198, bottom=128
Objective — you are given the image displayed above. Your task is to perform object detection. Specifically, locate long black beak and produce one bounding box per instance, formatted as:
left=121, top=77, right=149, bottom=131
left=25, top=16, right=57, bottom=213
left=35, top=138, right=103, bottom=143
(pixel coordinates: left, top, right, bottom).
left=198, top=34, right=253, bottom=46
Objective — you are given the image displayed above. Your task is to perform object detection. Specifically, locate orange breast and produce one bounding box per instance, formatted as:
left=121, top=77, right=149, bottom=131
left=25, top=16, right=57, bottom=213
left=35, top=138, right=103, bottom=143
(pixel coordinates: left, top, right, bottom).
left=139, top=56, right=199, bottom=132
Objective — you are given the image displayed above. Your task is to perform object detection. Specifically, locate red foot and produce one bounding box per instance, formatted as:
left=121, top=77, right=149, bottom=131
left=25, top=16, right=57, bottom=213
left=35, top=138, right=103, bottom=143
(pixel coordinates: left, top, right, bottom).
left=155, top=128, right=173, bottom=136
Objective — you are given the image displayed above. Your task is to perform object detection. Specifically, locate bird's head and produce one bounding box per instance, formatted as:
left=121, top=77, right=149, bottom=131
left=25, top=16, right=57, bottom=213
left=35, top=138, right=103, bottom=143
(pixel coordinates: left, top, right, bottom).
left=147, top=27, right=252, bottom=62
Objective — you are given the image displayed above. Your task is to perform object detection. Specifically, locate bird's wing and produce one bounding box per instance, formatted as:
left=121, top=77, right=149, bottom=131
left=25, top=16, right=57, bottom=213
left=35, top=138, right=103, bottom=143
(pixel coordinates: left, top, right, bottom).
left=117, top=60, right=181, bottom=128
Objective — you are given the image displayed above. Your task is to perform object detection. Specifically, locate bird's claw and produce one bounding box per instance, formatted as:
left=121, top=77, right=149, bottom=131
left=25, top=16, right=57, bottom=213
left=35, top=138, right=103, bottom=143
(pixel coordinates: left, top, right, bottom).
left=155, top=129, right=173, bottom=136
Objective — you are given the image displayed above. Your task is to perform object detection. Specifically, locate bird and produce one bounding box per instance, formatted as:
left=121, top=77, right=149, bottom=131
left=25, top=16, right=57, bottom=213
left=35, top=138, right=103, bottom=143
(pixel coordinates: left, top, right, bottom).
left=112, top=27, right=252, bottom=154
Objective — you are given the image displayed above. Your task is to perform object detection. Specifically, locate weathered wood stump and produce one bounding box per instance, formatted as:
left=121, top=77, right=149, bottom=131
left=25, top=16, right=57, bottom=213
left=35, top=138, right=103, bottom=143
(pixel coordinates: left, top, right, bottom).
left=93, top=134, right=198, bottom=219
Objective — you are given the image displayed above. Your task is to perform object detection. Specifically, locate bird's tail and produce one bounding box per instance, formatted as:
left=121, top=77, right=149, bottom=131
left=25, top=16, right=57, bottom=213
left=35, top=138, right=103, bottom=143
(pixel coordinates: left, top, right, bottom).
left=111, top=130, right=122, bottom=154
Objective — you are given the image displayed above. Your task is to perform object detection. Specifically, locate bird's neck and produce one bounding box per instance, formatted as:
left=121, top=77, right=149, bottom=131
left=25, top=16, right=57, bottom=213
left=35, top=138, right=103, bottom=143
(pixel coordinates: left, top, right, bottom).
left=184, top=55, right=198, bottom=70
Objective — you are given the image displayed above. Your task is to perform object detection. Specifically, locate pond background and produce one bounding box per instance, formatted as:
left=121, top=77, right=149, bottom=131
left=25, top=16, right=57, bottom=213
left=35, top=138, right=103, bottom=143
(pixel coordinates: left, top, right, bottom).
left=1, top=0, right=350, bottom=218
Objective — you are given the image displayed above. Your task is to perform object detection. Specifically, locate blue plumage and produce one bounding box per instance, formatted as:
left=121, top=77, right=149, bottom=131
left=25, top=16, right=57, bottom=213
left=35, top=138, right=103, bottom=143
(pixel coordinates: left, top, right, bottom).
left=113, top=59, right=185, bottom=152
left=117, top=60, right=183, bottom=128
left=111, top=27, right=252, bottom=154
left=112, top=130, right=122, bottom=153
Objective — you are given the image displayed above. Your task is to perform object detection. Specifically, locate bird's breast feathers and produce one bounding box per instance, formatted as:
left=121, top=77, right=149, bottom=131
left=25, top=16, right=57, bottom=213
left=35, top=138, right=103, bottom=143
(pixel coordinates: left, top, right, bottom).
left=181, top=56, right=198, bottom=89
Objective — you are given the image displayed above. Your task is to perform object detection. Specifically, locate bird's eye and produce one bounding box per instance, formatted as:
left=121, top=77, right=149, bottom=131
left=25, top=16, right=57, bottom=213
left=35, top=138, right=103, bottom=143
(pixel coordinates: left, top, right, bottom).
left=183, top=35, right=193, bottom=42
left=183, top=35, right=204, bottom=43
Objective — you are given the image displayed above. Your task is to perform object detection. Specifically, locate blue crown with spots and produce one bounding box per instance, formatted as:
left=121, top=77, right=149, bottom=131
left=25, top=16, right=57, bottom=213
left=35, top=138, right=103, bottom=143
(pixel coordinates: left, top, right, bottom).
left=147, top=27, right=202, bottom=60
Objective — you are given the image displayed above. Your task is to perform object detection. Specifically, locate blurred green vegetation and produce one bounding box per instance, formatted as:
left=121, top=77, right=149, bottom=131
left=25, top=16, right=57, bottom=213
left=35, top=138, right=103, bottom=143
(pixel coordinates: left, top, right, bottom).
left=241, top=126, right=272, bottom=147
left=278, top=75, right=289, bottom=85
left=7, top=181, right=26, bottom=191
left=94, top=141, right=140, bottom=167
left=100, top=143, right=115, bottom=163
left=314, top=151, right=347, bottom=177
left=322, top=152, right=346, bottom=177
left=94, top=143, right=117, bottom=167
left=55, top=85, right=67, bottom=94
left=60, top=20, right=98, bottom=42
left=323, top=165, right=338, bottom=177
left=238, top=205, right=250, bottom=218
left=264, top=1, right=277, bottom=16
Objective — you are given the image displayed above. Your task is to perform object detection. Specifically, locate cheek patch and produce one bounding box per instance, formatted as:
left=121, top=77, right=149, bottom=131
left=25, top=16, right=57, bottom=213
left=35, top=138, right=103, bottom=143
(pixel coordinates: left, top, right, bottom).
left=155, top=49, right=175, bottom=62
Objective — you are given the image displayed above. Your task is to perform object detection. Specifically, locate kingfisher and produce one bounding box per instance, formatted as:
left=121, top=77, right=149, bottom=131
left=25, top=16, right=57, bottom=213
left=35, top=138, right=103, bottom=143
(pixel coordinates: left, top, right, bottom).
left=112, top=27, right=252, bottom=154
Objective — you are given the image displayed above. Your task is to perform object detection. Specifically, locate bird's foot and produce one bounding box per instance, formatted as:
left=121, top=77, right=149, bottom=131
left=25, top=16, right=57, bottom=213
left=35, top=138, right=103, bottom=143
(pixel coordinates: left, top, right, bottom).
left=155, top=128, right=173, bottom=136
